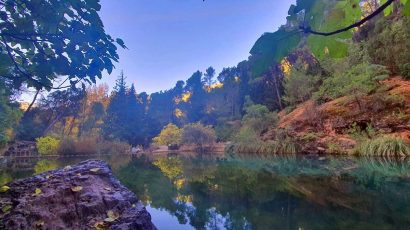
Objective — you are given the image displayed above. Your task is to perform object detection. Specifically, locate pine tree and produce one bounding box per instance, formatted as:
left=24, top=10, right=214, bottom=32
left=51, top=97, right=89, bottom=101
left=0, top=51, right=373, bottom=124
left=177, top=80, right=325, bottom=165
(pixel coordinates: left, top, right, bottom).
left=103, top=71, right=128, bottom=140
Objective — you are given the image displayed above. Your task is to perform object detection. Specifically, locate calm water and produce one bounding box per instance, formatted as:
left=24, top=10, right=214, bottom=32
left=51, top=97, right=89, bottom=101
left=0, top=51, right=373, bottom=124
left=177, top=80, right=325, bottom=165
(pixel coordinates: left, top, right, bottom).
left=1, top=153, right=410, bottom=230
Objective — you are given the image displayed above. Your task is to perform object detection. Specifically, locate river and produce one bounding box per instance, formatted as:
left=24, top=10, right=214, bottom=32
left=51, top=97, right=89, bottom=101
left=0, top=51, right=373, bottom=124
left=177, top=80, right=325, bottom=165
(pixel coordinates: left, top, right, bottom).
left=1, top=153, right=410, bottom=229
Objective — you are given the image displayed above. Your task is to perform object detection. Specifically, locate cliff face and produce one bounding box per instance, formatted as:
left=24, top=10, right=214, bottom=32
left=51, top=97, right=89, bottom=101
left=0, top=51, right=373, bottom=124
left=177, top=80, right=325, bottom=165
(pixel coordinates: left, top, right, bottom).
left=264, top=77, right=410, bottom=154
left=0, top=160, right=156, bottom=230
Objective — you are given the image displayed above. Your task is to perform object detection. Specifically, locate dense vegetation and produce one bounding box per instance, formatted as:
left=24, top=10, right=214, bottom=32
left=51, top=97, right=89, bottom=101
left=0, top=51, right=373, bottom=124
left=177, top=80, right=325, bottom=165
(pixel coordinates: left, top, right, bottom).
left=1, top=0, right=410, bottom=156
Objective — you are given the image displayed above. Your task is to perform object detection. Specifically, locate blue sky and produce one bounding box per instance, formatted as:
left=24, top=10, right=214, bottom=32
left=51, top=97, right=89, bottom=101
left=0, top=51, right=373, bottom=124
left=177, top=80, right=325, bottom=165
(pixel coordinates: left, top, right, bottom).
left=99, top=0, right=295, bottom=93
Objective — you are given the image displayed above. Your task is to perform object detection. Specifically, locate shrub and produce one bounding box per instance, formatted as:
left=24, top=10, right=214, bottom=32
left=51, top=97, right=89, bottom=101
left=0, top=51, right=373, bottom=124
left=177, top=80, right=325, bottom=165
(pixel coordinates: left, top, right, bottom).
left=58, top=138, right=76, bottom=155
left=182, top=123, right=216, bottom=151
left=153, top=123, right=182, bottom=146
left=36, top=136, right=60, bottom=155
left=242, top=104, right=278, bottom=135
left=75, top=137, right=98, bottom=155
left=354, top=137, right=410, bottom=157
left=314, top=63, right=389, bottom=105
left=97, top=140, right=131, bottom=155
left=283, top=68, right=321, bottom=107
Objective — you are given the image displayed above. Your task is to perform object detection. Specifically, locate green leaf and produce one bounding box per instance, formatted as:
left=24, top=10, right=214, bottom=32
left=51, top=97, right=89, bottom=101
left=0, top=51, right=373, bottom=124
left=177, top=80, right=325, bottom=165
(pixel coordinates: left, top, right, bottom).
left=116, top=38, right=127, bottom=49
left=403, top=1, right=410, bottom=16
left=0, top=185, right=10, bottom=193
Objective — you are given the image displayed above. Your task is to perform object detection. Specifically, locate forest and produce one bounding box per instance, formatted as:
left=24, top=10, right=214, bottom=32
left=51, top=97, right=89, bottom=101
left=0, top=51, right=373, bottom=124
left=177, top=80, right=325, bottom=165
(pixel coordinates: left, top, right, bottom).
left=1, top=0, right=409, bottom=157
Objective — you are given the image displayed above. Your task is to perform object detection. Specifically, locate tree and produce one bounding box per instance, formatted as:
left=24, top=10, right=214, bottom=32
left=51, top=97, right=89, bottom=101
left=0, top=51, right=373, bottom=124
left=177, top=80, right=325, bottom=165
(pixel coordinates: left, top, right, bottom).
left=0, top=0, right=125, bottom=90
left=124, top=83, right=145, bottom=145
left=185, top=71, right=206, bottom=122
left=153, top=123, right=182, bottom=146
left=0, top=80, right=21, bottom=147
left=103, top=71, right=128, bottom=141
left=182, top=123, right=216, bottom=152
left=202, top=66, right=216, bottom=89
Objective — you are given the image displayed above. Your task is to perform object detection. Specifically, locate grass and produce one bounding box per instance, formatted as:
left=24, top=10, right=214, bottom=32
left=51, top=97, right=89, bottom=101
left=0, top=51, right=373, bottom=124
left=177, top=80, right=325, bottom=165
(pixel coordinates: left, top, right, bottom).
left=354, top=136, right=410, bottom=157
left=226, top=139, right=299, bottom=155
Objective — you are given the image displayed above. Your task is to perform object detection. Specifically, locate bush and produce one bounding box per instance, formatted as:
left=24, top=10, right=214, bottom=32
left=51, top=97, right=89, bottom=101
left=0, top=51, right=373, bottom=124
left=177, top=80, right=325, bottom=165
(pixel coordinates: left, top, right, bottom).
left=36, top=136, right=60, bottom=155
left=152, top=123, right=182, bottom=146
left=58, top=138, right=76, bottom=155
left=354, top=137, right=410, bottom=157
left=75, top=137, right=98, bottom=155
left=242, top=104, right=278, bottom=135
left=97, top=140, right=131, bottom=155
left=314, top=63, right=389, bottom=106
left=182, top=123, right=216, bottom=151
left=283, top=67, right=321, bottom=106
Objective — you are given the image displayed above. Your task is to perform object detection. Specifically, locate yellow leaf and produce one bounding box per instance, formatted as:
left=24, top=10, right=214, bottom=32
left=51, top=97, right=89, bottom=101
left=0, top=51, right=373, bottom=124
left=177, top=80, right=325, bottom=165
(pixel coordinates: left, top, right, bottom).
left=1, top=205, right=12, bottom=213
left=94, top=221, right=106, bottom=230
left=71, top=186, right=83, bottom=192
left=32, top=188, right=42, bottom=196
left=64, top=165, right=72, bottom=170
left=90, top=168, right=100, bottom=173
left=107, top=210, right=120, bottom=220
left=0, top=185, right=10, bottom=193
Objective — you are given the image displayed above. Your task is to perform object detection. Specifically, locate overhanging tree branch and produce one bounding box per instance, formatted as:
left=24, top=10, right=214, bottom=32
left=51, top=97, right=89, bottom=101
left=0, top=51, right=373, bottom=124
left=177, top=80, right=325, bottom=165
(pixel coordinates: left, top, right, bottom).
left=300, top=0, right=395, bottom=36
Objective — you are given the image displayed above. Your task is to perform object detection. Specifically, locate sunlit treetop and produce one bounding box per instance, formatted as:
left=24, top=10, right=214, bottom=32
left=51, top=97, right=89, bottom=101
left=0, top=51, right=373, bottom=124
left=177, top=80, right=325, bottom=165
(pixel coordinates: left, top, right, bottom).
left=0, top=0, right=126, bottom=90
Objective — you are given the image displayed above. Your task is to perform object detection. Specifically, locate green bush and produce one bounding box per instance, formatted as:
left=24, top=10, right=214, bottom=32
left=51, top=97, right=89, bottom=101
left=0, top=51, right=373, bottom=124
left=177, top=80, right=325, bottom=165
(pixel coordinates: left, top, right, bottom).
left=314, top=63, right=389, bottom=105
left=36, top=136, right=60, bottom=155
left=354, top=137, right=410, bottom=157
left=242, top=103, right=278, bottom=135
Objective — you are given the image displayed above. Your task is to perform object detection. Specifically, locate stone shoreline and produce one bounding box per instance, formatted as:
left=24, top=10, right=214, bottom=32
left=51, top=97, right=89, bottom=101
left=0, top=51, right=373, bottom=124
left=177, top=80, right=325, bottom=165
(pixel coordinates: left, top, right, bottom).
left=0, top=160, right=156, bottom=230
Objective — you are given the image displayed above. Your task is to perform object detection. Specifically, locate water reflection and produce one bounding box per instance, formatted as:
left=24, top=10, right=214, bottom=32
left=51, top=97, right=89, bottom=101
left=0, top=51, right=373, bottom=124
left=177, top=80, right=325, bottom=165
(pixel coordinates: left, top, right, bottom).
left=1, top=154, right=410, bottom=229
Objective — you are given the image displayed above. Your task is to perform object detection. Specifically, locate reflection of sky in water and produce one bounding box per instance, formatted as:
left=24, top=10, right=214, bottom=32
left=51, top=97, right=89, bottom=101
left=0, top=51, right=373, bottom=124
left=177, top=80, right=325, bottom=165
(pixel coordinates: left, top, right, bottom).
left=147, top=205, right=194, bottom=230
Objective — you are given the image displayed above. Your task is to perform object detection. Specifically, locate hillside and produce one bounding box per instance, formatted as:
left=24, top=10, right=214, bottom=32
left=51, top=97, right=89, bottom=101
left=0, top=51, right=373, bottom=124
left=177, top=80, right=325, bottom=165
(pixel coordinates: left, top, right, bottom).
left=263, top=77, right=410, bottom=154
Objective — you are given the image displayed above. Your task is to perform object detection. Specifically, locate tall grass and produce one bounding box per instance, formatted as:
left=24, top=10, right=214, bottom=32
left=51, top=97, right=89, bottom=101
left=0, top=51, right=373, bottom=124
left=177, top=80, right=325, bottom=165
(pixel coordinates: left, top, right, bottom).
left=354, top=137, right=410, bottom=157
left=226, top=139, right=299, bottom=155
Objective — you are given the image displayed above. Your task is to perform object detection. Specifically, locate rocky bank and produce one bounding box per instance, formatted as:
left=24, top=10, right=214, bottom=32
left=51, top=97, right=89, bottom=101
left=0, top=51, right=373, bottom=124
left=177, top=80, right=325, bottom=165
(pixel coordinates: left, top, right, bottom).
left=0, top=160, right=156, bottom=230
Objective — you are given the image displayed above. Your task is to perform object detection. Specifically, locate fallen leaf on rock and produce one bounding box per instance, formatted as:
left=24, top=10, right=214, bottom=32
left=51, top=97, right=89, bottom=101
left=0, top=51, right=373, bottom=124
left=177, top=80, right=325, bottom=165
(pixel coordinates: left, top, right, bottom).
left=32, top=188, right=42, bottom=196
left=105, top=210, right=120, bottom=222
left=1, top=205, right=12, bottom=214
left=71, top=186, right=83, bottom=192
left=90, top=168, right=100, bottom=173
left=35, top=220, right=45, bottom=226
left=94, top=221, right=106, bottom=230
left=0, top=185, right=10, bottom=193
left=64, top=165, right=72, bottom=170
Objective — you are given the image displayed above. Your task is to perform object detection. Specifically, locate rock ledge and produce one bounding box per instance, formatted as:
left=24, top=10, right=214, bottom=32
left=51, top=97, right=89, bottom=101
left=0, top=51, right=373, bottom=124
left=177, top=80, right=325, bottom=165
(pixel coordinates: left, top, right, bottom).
left=0, top=160, right=156, bottom=230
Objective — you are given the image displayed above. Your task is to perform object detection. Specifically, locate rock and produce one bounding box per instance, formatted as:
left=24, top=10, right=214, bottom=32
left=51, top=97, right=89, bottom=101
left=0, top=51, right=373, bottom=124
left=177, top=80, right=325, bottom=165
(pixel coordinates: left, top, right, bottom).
left=0, top=160, right=156, bottom=230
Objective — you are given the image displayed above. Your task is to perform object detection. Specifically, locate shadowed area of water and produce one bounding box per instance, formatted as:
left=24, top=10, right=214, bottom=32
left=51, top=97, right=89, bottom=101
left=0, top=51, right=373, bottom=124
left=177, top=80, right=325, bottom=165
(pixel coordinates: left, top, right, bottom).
left=1, top=153, right=410, bottom=230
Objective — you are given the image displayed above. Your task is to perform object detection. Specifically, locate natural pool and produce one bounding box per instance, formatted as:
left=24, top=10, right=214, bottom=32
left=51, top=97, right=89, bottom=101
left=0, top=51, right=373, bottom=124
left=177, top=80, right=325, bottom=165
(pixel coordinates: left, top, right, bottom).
left=1, top=153, right=410, bottom=230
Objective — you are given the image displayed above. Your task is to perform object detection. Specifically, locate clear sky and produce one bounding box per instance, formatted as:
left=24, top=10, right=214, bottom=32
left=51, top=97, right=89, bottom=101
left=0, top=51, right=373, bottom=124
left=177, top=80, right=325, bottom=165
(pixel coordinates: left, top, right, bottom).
left=99, top=0, right=296, bottom=94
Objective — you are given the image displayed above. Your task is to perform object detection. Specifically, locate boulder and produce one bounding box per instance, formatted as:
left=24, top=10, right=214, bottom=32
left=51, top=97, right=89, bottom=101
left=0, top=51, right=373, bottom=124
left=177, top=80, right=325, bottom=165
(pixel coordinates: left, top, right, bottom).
left=0, top=160, right=156, bottom=230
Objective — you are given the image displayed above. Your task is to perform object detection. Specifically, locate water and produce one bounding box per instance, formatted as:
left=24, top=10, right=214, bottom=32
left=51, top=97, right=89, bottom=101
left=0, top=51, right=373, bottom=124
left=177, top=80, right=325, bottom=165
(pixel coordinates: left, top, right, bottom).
left=1, top=154, right=410, bottom=230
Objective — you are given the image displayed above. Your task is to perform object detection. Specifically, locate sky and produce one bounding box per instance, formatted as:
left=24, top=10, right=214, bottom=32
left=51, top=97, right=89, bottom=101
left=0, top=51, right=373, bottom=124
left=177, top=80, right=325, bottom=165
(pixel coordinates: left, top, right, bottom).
left=97, top=0, right=295, bottom=94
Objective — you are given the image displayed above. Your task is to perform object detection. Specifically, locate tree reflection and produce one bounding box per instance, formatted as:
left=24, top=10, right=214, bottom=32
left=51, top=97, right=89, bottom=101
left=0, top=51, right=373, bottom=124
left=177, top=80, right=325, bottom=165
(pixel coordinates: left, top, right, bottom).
left=113, top=155, right=410, bottom=230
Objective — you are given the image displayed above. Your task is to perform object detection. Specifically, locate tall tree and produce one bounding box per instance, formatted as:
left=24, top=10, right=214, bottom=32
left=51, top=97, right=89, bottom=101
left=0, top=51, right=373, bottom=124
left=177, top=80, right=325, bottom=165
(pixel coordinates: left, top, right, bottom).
left=103, top=71, right=128, bottom=141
